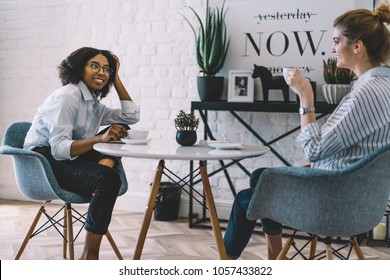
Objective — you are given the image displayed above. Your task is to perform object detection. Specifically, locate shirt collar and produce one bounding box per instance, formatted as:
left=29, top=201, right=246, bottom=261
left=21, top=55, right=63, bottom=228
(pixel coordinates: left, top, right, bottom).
left=77, top=81, right=96, bottom=102
left=352, top=67, right=390, bottom=90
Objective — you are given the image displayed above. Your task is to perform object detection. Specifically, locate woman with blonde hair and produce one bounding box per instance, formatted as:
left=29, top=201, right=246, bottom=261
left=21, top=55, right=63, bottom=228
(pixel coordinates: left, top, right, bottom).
left=224, top=2, right=390, bottom=260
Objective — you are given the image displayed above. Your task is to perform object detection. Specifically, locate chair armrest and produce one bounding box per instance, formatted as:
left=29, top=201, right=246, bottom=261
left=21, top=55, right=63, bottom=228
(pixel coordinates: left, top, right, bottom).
left=1, top=145, right=91, bottom=203
left=115, top=161, right=128, bottom=196
left=0, top=145, right=40, bottom=157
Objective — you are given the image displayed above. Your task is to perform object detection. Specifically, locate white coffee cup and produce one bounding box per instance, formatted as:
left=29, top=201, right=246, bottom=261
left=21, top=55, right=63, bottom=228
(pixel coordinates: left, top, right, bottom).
left=126, top=130, right=149, bottom=140
left=283, top=67, right=305, bottom=84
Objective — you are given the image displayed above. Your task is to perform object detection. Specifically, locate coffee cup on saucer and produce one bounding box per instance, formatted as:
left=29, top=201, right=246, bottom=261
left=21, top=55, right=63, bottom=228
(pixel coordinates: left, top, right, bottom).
left=126, top=130, right=149, bottom=140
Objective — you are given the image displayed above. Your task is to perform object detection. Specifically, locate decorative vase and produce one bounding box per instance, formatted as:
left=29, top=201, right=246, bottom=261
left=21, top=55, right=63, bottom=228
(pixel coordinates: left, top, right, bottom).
left=176, top=130, right=197, bottom=146
left=197, top=76, right=224, bottom=102
left=321, top=84, right=351, bottom=104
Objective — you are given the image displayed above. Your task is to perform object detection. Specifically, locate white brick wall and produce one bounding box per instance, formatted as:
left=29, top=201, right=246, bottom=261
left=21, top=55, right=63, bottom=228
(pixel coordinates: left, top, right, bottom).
left=0, top=0, right=311, bottom=219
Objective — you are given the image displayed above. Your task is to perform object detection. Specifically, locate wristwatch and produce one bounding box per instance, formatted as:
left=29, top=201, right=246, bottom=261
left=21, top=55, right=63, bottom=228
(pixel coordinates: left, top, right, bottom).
left=299, top=107, right=315, bottom=115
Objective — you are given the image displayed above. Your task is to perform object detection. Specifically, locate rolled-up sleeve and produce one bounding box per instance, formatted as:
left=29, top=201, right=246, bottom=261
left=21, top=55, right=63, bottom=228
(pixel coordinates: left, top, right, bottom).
left=297, top=119, right=344, bottom=162
left=100, top=100, right=140, bottom=126
left=121, top=100, right=140, bottom=121
left=297, top=122, right=322, bottom=161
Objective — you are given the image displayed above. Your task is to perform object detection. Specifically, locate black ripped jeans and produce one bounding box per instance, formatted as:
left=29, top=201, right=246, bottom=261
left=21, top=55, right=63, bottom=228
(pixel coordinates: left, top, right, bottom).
left=34, top=147, right=122, bottom=235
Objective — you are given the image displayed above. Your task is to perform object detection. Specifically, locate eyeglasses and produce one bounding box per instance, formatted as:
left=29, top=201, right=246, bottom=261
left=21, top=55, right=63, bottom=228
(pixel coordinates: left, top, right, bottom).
left=86, top=62, right=113, bottom=75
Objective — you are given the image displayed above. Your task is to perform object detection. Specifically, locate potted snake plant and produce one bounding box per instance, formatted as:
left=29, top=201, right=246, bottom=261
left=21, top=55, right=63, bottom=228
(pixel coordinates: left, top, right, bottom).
left=182, top=0, right=230, bottom=101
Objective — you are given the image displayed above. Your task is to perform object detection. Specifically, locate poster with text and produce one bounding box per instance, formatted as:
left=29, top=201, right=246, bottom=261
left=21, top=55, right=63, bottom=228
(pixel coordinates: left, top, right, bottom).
left=222, top=0, right=374, bottom=100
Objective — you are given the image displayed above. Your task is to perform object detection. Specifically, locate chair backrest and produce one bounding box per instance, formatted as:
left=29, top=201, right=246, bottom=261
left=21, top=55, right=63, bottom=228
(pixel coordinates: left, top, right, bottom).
left=1, top=122, right=127, bottom=203
left=247, top=145, right=390, bottom=237
left=2, top=121, right=31, bottom=148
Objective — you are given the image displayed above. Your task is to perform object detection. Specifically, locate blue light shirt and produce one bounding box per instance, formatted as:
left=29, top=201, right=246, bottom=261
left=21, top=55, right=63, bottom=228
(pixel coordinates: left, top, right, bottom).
left=24, top=81, right=140, bottom=160
left=297, top=67, right=390, bottom=170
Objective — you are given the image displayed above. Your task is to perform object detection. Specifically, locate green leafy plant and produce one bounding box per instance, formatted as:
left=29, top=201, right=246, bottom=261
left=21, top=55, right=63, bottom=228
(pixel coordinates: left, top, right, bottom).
left=174, top=110, right=199, bottom=131
left=181, top=0, right=230, bottom=76
left=323, top=58, right=355, bottom=84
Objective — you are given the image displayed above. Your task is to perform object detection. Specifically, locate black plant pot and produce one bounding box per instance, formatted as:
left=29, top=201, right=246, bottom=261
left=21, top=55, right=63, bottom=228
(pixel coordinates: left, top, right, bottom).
left=176, top=130, right=197, bottom=146
left=197, top=76, right=224, bottom=102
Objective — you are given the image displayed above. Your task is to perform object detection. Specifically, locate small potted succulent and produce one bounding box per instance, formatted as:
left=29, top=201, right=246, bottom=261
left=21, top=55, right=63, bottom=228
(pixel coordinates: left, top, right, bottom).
left=174, top=110, right=199, bottom=146
left=321, top=57, right=355, bottom=104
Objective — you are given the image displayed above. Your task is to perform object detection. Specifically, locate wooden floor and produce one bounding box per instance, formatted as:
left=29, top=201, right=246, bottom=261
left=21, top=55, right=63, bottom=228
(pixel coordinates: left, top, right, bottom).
left=1, top=199, right=389, bottom=260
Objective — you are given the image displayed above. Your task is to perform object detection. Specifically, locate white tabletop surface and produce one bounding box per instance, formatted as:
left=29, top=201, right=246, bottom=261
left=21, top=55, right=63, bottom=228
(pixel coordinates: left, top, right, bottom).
left=94, top=140, right=270, bottom=161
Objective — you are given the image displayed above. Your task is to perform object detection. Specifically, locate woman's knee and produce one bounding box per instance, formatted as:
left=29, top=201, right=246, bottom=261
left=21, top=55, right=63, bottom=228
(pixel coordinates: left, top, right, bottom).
left=95, top=167, right=122, bottom=194
left=234, top=188, right=255, bottom=213
left=249, top=168, right=267, bottom=188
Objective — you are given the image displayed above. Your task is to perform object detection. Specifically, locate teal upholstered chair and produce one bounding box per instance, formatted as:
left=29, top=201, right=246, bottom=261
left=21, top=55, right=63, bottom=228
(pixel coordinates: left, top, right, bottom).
left=247, top=145, right=390, bottom=260
left=0, top=122, right=128, bottom=260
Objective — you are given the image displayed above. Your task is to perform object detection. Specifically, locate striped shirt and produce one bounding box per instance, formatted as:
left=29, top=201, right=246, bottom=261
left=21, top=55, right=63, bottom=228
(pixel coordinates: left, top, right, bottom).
left=297, top=67, right=390, bottom=170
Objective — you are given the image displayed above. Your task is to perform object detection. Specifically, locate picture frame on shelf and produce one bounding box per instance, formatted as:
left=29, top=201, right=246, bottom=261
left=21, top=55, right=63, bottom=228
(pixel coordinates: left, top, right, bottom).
left=228, top=70, right=254, bottom=102
left=373, top=0, right=380, bottom=10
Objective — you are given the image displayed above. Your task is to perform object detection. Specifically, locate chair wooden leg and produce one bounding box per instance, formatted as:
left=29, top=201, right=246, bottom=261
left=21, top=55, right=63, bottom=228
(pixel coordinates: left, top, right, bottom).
left=14, top=204, right=45, bottom=260
left=326, top=244, right=333, bottom=260
left=276, top=237, right=293, bottom=260
left=199, top=160, right=228, bottom=260
left=63, top=205, right=68, bottom=259
left=65, top=203, right=75, bottom=260
left=105, top=231, right=123, bottom=260
left=133, top=160, right=165, bottom=260
left=351, top=236, right=365, bottom=260
left=309, top=235, right=318, bottom=259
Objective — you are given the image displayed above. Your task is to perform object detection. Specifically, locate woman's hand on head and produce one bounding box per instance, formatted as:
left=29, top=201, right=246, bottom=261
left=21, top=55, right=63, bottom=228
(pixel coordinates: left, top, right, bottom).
left=111, top=54, right=132, bottom=100
left=100, top=124, right=128, bottom=142
left=112, top=54, right=120, bottom=79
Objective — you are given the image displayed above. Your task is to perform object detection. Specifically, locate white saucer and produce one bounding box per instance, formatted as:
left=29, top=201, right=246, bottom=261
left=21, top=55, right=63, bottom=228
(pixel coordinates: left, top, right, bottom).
left=208, top=149, right=242, bottom=155
left=120, top=138, right=152, bottom=145
left=207, top=141, right=244, bottom=150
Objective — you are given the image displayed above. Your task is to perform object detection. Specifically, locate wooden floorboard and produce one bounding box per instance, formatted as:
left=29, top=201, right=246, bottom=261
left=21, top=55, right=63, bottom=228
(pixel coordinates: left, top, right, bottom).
left=0, top=199, right=389, bottom=260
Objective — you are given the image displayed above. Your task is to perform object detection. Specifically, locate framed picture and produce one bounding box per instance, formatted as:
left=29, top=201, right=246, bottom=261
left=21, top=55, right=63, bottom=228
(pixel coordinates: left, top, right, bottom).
left=228, top=70, right=254, bottom=102
left=373, top=0, right=380, bottom=10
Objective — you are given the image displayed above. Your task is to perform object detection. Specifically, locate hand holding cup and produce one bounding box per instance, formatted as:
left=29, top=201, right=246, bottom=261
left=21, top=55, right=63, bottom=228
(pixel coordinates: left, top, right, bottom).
left=283, top=67, right=305, bottom=85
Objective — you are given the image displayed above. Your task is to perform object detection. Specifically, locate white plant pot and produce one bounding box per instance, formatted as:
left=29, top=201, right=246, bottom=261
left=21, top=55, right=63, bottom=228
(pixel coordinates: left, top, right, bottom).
left=321, top=84, right=351, bottom=104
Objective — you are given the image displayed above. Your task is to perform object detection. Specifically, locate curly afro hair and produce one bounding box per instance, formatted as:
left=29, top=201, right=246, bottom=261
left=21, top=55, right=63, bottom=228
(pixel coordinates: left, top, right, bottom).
left=58, top=47, right=117, bottom=99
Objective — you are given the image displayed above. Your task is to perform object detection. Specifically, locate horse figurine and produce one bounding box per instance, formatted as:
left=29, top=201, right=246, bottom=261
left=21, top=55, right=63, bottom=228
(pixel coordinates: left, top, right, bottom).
left=251, top=64, right=289, bottom=102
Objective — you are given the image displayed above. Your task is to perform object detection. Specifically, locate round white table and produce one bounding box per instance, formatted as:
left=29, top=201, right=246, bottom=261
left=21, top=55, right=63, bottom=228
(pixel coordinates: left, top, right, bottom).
left=94, top=140, right=269, bottom=259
